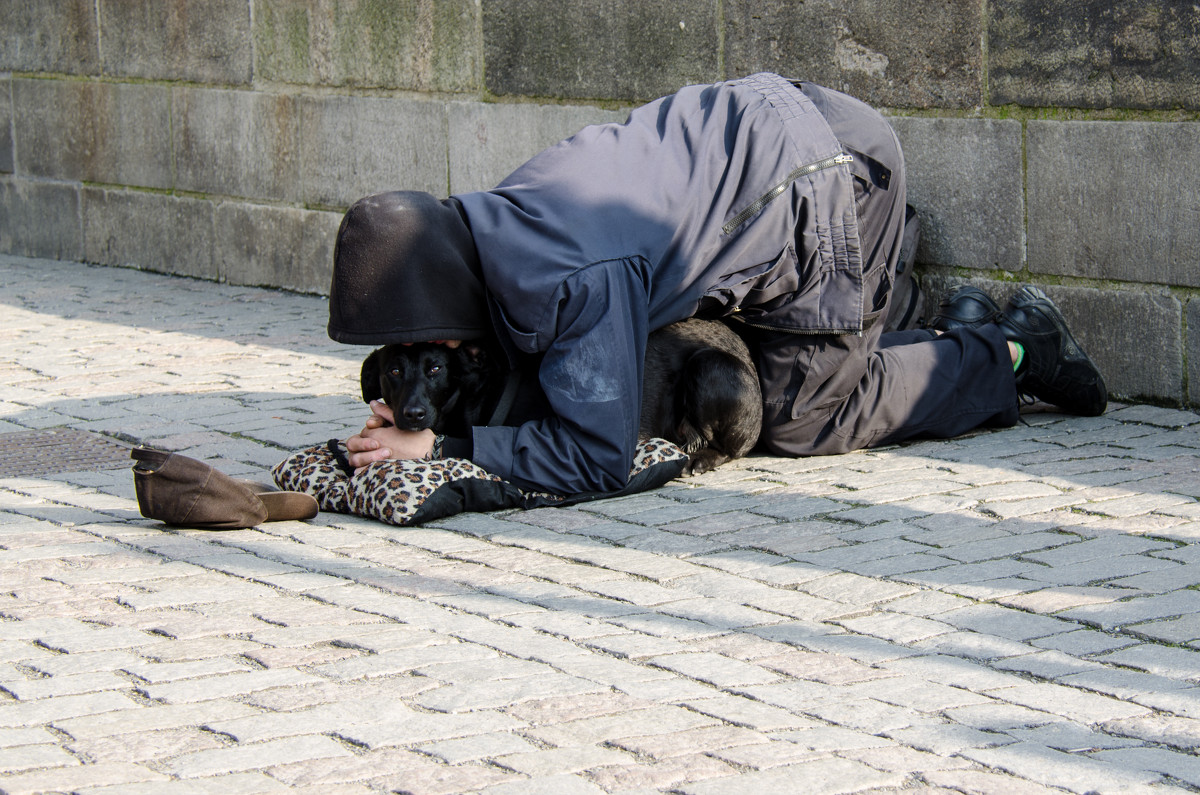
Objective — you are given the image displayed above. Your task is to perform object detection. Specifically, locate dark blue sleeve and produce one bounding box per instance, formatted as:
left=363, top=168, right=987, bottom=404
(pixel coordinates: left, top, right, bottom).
left=469, top=260, right=649, bottom=494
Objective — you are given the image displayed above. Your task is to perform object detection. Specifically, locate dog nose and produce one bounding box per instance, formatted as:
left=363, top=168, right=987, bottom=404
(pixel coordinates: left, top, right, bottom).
left=404, top=407, right=426, bottom=422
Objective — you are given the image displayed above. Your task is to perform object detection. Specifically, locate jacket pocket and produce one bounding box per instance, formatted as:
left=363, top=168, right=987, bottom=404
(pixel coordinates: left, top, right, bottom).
left=704, top=245, right=801, bottom=317
left=744, top=245, right=802, bottom=308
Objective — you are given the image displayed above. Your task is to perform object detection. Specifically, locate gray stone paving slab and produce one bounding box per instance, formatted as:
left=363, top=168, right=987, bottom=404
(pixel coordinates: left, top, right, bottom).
left=960, top=741, right=1164, bottom=793
left=1096, top=643, right=1200, bottom=681
left=4, top=255, right=1200, bottom=792
left=0, top=762, right=171, bottom=794
left=679, top=755, right=905, bottom=794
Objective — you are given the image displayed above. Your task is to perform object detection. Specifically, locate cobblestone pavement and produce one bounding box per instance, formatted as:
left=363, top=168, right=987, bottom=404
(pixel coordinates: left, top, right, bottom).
left=2, top=254, right=1200, bottom=795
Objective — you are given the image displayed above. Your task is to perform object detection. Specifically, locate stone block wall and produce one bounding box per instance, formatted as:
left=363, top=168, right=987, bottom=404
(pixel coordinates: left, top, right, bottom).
left=1, top=0, right=1198, bottom=407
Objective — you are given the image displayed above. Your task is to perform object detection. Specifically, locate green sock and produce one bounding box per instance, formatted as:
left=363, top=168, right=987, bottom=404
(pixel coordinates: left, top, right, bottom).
left=1012, top=341, right=1025, bottom=372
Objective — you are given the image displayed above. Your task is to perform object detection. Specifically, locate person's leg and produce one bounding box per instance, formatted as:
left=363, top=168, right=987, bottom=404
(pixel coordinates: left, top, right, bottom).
left=753, top=324, right=1019, bottom=456
left=931, top=284, right=1107, bottom=417
left=878, top=328, right=938, bottom=348
left=753, top=85, right=1019, bottom=456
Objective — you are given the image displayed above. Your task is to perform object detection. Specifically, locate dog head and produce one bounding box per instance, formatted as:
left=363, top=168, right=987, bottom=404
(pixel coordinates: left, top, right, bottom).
left=360, top=343, right=462, bottom=432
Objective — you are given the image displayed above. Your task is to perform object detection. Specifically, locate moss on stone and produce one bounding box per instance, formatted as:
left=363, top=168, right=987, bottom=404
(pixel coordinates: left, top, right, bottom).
left=253, top=2, right=313, bottom=84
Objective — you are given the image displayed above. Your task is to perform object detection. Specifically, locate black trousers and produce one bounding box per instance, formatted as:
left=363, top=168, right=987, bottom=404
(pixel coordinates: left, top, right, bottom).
left=746, top=83, right=1019, bottom=456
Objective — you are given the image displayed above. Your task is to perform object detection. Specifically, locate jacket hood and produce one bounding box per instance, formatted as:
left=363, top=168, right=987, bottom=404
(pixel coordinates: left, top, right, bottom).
left=327, top=191, right=490, bottom=345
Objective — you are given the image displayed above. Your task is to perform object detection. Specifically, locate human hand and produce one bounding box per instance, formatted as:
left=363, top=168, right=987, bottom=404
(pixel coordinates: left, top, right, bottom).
left=345, top=401, right=435, bottom=471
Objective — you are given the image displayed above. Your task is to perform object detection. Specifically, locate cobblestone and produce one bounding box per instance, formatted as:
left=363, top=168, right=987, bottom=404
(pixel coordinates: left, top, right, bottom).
left=522, top=706, right=716, bottom=747
left=3, top=255, right=1200, bottom=792
left=164, top=735, right=353, bottom=779
left=960, top=741, right=1164, bottom=792
left=0, top=742, right=79, bottom=774
left=0, top=762, right=169, bottom=794
left=708, top=739, right=822, bottom=769
left=1, top=671, right=132, bottom=700
left=335, top=710, right=524, bottom=750
left=1006, top=720, right=1143, bottom=752
left=681, top=694, right=821, bottom=730
left=1096, top=642, right=1200, bottom=680
left=679, top=756, right=904, bottom=794
left=1101, top=713, right=1200, bottom=751
left=990, top=682, right=1151, bottom=724
left=415, top=672, right=606, bottom=712
left=416, top=731, right=540, bottom=763
left=1060, top=668, right=1195, bottom=703
left=138, top=668, right=323, bottom=704
left=68, top=726, right=228, bottom=766
left=584, top=752, right=736, bottom=792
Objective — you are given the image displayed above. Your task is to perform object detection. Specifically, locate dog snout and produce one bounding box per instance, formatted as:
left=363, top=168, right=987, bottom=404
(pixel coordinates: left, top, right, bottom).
left=402, top=405, right=428, bottom=424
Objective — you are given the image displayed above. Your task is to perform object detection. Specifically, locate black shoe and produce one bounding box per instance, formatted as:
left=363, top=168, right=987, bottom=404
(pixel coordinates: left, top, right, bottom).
left=995, top=286, right=1107, bottom=416
left=928, top=285, right=1002, bottom=332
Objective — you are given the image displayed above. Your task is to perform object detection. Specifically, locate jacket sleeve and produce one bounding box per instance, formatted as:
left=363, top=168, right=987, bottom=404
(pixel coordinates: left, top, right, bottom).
left=468, top=259, right=650, bottom=495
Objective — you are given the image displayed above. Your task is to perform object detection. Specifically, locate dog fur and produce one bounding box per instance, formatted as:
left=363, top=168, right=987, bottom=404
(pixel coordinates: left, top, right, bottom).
left=360, top=341, right=513, bottom=436
left=639, top=319, right=762, bottom=475
left=360, top=343, right=461, bottom=433
left=360, top=319, right=762, bottom=476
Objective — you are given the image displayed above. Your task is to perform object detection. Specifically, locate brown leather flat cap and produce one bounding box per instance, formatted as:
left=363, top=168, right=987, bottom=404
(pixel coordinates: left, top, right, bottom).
left=132, top=447, right=317, bottom=529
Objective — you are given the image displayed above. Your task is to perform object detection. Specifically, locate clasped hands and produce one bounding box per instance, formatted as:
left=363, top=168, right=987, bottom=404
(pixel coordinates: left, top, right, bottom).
left=344, top=400, right=436, bottom=472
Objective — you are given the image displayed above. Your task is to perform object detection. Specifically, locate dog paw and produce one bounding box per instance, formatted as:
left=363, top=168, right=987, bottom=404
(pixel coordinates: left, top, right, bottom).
left=680, top=448, right=728, bottom=477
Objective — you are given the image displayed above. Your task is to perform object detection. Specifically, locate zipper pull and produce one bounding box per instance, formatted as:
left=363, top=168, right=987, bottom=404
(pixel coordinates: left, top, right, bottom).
left=834, top=154, right=854, bottom=164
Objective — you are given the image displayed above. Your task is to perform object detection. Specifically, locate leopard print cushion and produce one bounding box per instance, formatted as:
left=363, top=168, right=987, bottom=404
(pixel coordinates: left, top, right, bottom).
left=272, top=439, right=688, bottom=527
left=270, top=445, right=354, bottom=515
left=630, top=438, right=685, bottom=474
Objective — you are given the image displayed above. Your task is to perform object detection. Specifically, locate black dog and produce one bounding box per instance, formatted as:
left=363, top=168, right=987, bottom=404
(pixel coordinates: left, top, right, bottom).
left=360, top=319, right=761, bottom=476
left=360, top=341, right=513, bottom=435
left=640, top=319, right=762, bottom=475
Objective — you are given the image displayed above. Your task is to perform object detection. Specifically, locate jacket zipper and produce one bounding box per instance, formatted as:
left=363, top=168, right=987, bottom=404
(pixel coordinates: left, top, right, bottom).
left=729, top=314, right=863, bottom=336
left=722, top=153, right=854, bottom=236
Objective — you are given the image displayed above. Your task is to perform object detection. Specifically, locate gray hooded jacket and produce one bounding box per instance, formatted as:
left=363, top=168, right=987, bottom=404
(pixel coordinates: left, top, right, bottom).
left=453, top=73, right=863, bottom=493
left=332, top=73, right=864, bottom=494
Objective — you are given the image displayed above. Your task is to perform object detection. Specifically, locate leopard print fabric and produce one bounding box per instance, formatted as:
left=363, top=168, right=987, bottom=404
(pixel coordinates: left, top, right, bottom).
left=630, top=437, right=684, bottom=472
left=270, top=445, right=353, bottom=514
left=272, top=439, right=686, bottom=527
left=348, top=456, right=518, bottom=526
left=270, top=443, right=506, bottom=526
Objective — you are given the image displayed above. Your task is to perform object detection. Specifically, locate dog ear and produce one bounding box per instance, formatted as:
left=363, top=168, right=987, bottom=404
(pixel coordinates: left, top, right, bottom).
left=360, top=348, right=384, bottom=404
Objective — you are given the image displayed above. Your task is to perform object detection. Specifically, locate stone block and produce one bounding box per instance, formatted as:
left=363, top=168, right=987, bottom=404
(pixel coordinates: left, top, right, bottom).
left=12, top=79, right=171, bottom=188
left=173, top=87, right=300, bottom=202
left=1066, top=286, right=1178, bottom=406
left=298, top=95, right=449, bottom=208
left=989, top=0, right=1200, bottom=109
left=0, top=177, right=81, bottom=260
left=254, top=0, right=480, bottom=92
left=482, top=0, right=719, bottom=102
left=889, top=117, right=1024, bottom=271
left=0, top=76, right=12, bottom=173
left=98, top=0, right=251, bottom=84
left=1189, top=298, right=1200, bottom=408
left=81, top=188, right=216, bottom=280
left=922, top=277, right=1184, bottom=405
left=214, top=202, right=341, bottom=294
left=1027, top=121, right=1200, bottom=288
left=0, top=0, right=99, bottom=74
left=447, top=101, right=628, bottom=193
left=725, top=0, right=983, bottom=109
left=249, top=0, right=311, bottom=83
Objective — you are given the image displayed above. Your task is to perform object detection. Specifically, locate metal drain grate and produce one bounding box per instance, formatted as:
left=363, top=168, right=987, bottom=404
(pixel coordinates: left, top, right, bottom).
left=0, top=428, right=133, bottom=477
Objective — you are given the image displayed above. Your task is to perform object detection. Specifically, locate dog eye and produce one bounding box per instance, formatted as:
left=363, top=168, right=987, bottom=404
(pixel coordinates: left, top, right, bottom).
left=427, top=364, right=442, bottom=375
left=389, top=368, right=401, bottom=376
